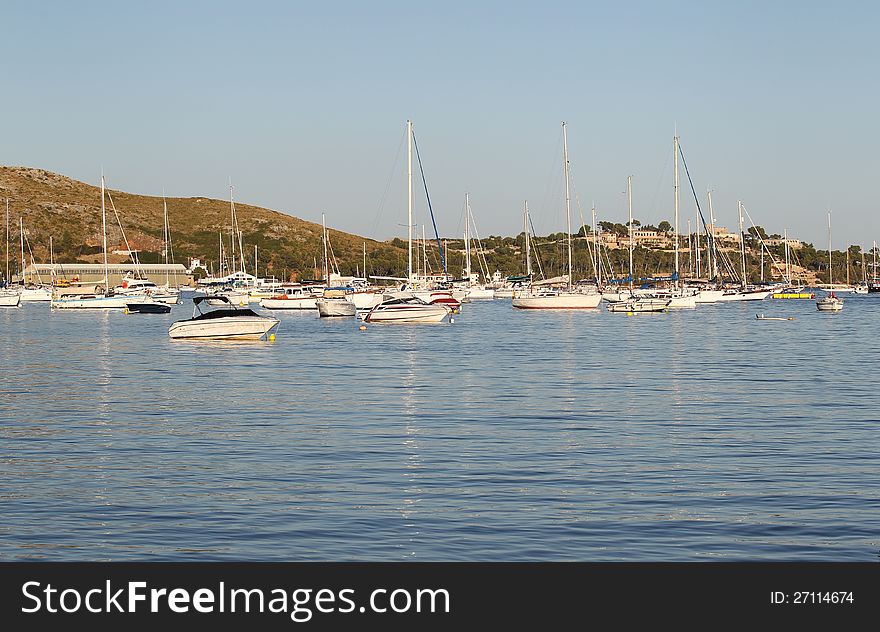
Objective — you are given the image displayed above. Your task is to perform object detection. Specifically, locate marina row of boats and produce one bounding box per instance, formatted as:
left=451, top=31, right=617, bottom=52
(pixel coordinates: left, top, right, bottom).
left=2, top=120, right=871, bottom=326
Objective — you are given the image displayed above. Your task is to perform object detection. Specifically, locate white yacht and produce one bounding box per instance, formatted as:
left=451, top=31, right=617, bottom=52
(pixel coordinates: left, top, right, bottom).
left=316, top=288, right=357, bottom=317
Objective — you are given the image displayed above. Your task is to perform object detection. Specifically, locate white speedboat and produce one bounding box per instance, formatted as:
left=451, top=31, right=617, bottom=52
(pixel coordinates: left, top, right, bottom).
left=364, top=294, right=449, bottom=323
left=169, top=296, right=279, bottom=340
left=512, top=289, right=602, bottom=309
left=316, top=289, right=357, bottom=317
left=853, top=284, right=868, bottom=295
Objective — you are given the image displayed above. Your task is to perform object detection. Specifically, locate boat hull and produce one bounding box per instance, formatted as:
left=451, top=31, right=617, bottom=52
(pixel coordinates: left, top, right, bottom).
left=260, top=297, right=317, bottom=310
left=365, top=304, right=448, bottom=323
left=51, top=294, right=148, bottom=309
left=607, top=298, right=670, bottom=313
left=0, top=293, right=21, bottom=308
left=694, top=290, right=725, bottom=303
left=512, top=292, right=602, bottom=309
left=816, top=298, right=844, bottom=312
left=18, top=287, right=53, bottom=302
left=717, top=290, right=773, bottom=302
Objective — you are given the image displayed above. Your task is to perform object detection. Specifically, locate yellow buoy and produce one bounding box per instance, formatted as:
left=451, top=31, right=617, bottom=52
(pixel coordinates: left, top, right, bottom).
left=269, top=333, right=276, bottom=342
left=359, top=325, right=367, bottom=331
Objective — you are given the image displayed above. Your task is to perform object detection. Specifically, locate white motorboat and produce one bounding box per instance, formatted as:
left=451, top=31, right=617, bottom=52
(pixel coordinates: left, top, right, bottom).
left=260, top=285, right=319, bottom=310
left=853, top=284, right=868, bottom=295
left=316, top=289, right=357, bottom=317
left=364, top=294, right=449, bottom=323
left=606, top=297, right=670, bottom=313
left=169, top=296, right=279, bottom=340
left=115, top=276, right=180, bottom=304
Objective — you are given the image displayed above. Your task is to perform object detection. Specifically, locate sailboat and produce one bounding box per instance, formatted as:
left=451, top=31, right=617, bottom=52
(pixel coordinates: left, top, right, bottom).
left=366, top=120, right=449, bottom=323
left=606, top=176, right=670, bottom=313
left=853, top=248, right=869, bottom=294
left=817, top=211, right=844, bottom=312
left=316, top=214, right=356, bottom=317
left=458, top=194, right=495, bottom=300
left=51, top=174, right=149, bottom=309
left=714, top=201, right=773, bottom=302
left=0, top=209, right=19, bottom=306
left=868, top=241, right=880, bottom=293
left=9, top=208, right=52, bottom=302
left=512, top=122, right=602, bottom=310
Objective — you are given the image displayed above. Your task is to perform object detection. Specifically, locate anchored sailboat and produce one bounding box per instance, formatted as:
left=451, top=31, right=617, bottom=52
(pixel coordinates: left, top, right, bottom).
left=512, top=122, right=601, bottom=309
left=817, top=211, right=844, bottom=312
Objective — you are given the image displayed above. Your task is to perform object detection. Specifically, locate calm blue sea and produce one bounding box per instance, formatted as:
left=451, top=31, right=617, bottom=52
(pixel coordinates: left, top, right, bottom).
left=2, top=295, right=878, bottom=560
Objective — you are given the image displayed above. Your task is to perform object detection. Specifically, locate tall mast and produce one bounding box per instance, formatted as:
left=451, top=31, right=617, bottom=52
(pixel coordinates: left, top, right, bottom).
left=846, top=248, right=850, bottom=286
left=218, top=232, right=223, bottom=276
left=784, top=229, right=791, bottom=285
left=707, top=189, right=718, bottom=283
left=673, top=133, right=680, bottom=286
left=163, top=194, right=170, bottom=286
left=4, top=199, right=8, bottom=285
left=422, top=225, right=428, bottom=279
left=627, top=175, right=634, bottom=290
left=322, top=212, right=329, bottom=286
left=229, top=182, right=236, bottom=274
left=20, top=216, right=25, bottom=284
left=738, top=200, right=746, bottom=288
left=362, top=242, right=366, bottom=279
left=695, top=208, right=701, bottom=278
left=524, top=201, right=532, bottom=278
left=407, top=119, right=413, bottom=284
left=49, top=236, right=54, bottom=282
left=464, top=193, right=472, bottom=281
left=687, top=218, right=692, bottom=278
left=827, top=211, right=833, bottom=286
left=254, top=244, right=258, bottom=280
left=101, top=173, right=109, bottom=292
left=562, top=122, right=573, bottom=290
left=592, top=204, right=599, bottom=284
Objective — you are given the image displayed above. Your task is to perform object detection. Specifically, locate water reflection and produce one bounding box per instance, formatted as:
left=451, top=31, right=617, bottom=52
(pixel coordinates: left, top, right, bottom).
left=2, top=297, right=880, bottom=560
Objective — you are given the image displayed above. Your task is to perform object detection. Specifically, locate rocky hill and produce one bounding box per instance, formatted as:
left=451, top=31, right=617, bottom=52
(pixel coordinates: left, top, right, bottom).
left=0, top=166, right=406, bottom=280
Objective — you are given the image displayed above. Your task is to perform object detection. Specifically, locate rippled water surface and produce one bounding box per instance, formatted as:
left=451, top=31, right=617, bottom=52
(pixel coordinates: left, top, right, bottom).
left=2, top=296, right=879, bottom=560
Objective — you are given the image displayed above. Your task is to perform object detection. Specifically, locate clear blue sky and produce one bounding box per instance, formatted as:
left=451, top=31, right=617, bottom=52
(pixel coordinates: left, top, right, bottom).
left=3, top=1, right=878, bottom=248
